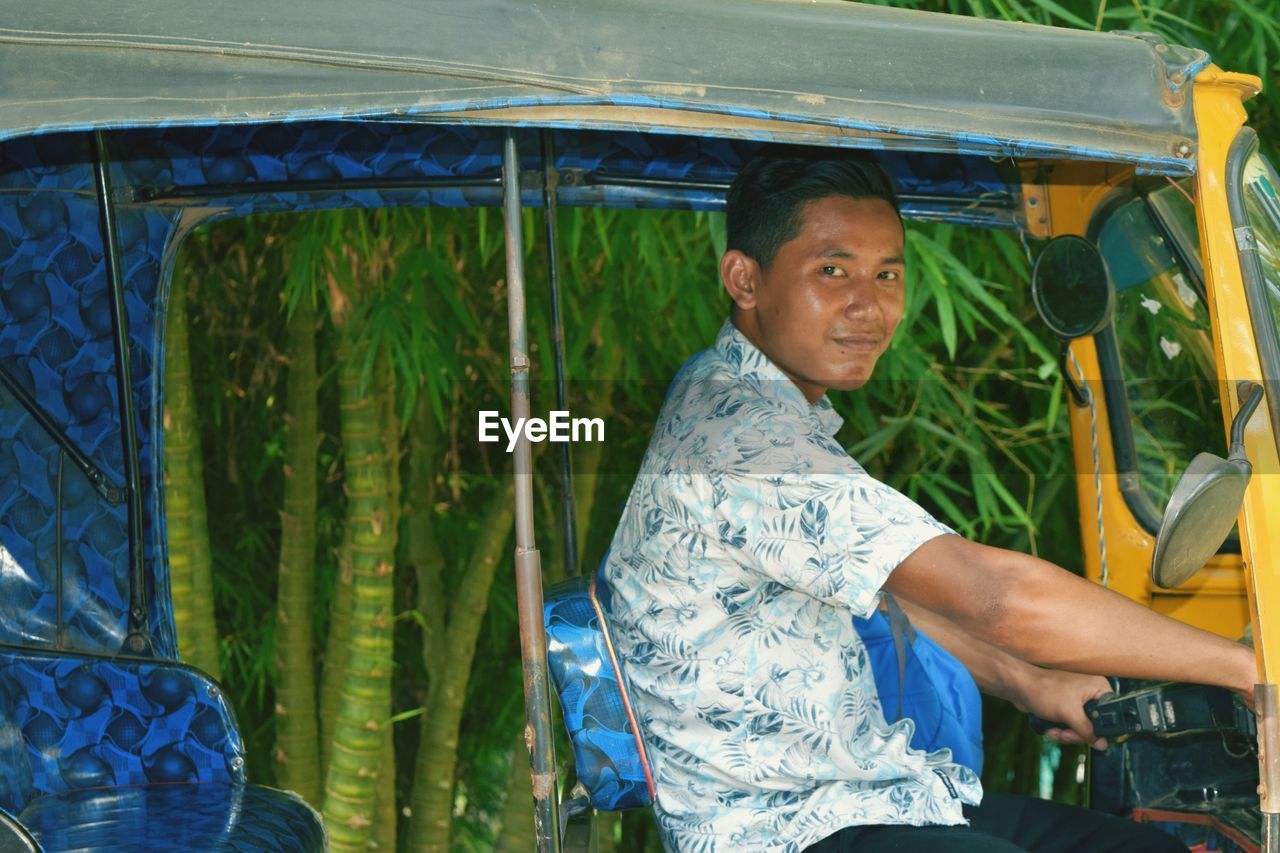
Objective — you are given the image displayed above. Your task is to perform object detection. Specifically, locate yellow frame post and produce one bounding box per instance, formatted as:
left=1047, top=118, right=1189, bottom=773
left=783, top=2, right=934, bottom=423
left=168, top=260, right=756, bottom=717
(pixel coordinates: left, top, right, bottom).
left=1192, top=66, right=1280, bottom=839
left=1191, top=67, right=1271, bottom=679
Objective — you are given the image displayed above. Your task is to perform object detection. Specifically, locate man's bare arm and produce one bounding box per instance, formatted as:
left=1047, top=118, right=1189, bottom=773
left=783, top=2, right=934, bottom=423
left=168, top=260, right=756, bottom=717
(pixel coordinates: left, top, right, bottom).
left=893, top=597, right=1086, bottom=704
left=884, top=534, right=1257, bottom=703
left=895, top=598, right=1112, bottom=745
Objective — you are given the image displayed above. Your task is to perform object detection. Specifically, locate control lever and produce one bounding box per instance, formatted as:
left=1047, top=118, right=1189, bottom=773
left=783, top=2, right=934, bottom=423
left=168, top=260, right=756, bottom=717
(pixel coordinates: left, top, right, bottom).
left=1029, top=685, right=1253, bottom=740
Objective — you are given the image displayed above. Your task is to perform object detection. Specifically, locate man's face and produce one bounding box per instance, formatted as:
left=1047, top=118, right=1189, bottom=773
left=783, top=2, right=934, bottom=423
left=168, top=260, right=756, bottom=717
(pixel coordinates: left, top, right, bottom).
left=721, top=194, right=906, bottom=401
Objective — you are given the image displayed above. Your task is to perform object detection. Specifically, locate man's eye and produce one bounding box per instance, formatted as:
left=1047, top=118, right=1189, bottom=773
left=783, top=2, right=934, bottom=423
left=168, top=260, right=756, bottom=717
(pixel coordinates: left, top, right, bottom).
left=821, top=265, right=843, bottom=277
left=878, top=270, right=902, bottom=282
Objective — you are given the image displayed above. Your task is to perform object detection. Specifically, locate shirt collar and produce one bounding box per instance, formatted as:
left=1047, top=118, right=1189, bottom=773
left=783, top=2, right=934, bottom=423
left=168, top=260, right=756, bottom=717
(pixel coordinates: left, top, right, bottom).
left=714, top=318, right=844, bottom=436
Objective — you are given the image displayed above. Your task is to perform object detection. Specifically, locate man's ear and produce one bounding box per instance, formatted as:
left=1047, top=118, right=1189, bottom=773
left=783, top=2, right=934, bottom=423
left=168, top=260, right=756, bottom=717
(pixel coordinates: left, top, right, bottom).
left=720, top=249, right=760, bottom=310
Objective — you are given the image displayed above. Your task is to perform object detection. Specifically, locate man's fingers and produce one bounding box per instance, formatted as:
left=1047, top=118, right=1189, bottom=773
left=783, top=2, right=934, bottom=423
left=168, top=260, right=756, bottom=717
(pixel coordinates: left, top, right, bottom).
left=1046, top=728, right=1108, bottom=751
left=1046, top=728, right=1082, bottom=745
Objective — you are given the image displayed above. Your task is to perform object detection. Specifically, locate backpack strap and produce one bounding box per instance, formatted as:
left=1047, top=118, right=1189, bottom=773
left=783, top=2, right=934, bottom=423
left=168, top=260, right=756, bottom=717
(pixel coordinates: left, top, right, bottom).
left=882, top=593, right=917, bottom=723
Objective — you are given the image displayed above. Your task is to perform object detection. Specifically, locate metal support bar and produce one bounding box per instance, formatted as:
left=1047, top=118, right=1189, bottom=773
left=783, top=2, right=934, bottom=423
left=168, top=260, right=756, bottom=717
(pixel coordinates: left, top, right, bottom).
left=126, top=174, right=503, bottom=205
left=504, top=130, right=561, bottom=853
left=0, top=362, right=123, bottom=503
left=93, top=131, right=152, bottom=657
left=1258, top=683, right=1280, bottom=853
left=541, top=130, right=579, bottom=578
left=578, top=171, right=1019, bottom=209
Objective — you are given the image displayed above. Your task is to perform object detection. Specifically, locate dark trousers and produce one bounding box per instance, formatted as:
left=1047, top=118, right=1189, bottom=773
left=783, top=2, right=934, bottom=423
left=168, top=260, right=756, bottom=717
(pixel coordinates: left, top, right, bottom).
left=803, top=793, right=1188, bottom=852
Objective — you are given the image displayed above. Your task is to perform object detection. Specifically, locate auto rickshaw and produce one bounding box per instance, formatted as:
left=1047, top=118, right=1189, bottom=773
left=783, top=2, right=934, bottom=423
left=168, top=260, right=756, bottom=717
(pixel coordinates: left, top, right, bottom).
left=0, top=0, right=1274, bottom=850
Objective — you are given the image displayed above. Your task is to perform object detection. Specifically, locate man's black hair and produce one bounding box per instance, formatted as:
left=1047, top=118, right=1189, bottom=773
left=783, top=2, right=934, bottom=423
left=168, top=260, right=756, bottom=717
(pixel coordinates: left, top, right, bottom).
left=725, top=153, right=900, bottom=269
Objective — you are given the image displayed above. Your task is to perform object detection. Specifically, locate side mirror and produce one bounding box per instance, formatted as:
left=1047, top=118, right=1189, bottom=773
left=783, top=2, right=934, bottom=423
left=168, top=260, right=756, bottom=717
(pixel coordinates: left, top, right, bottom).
left=1151, top=382, right=1265, bottom=588
left=1031, top=235, right=1115, bottom=340
left=1031, top=235, right=1115, bottom=407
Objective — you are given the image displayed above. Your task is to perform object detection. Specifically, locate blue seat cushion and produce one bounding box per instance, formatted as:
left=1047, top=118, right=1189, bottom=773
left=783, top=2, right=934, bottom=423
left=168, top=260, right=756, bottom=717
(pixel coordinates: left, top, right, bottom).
left=0, top=649, right=245, bottom=815
left=18, top=782, right=326, bottom=852
left=544, top=572, right=655, bottom=811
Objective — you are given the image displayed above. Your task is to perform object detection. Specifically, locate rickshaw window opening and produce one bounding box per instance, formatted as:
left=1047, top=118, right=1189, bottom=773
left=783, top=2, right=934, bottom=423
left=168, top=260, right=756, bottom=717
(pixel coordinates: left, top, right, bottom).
left=1088, top=194, right=1240, bottom=552
left=1226, top=127, right=1280, bottom=474
left=0, top=361, right=124, bottom=504
left=93, top=131, right=152, bottom=657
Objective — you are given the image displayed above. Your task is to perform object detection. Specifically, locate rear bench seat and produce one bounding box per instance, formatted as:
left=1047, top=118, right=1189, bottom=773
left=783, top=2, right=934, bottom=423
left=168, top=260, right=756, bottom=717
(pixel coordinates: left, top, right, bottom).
left=0, top=648, right=325, bottom=851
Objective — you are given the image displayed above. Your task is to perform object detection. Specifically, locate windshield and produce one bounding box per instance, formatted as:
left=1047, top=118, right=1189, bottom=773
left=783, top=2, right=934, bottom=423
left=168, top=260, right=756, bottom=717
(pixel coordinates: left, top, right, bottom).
left=1097, top=190, right=1225, bottom=514
left=1237, top=152, right=1280, bottom=334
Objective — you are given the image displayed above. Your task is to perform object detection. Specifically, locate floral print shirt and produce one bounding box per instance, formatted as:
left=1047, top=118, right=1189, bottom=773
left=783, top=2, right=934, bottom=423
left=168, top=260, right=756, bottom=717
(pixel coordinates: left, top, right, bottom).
left=602, top=319, right=981, bottom=852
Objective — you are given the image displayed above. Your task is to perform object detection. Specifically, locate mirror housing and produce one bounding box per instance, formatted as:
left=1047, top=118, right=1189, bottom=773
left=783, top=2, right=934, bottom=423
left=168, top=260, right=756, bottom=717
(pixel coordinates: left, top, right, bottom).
left=1151, top=383, right=1264, bottom=588
left=1031, top=235, right=1115, bottom=340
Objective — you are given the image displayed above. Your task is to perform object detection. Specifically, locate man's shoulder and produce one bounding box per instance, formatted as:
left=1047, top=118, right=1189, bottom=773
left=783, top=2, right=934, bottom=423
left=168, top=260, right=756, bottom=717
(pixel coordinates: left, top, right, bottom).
left=651, top=353, right=817, bottom=471
left=664, top=345, right=811, bottom=424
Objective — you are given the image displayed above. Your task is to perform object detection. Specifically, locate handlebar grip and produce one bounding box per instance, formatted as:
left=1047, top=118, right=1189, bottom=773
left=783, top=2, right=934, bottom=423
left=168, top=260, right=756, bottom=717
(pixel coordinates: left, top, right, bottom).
left=1027, top=695, right=1113, bottom=735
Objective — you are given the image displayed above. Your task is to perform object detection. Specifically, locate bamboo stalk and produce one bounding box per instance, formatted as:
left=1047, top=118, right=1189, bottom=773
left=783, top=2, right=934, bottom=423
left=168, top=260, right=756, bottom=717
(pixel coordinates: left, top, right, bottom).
left=371, top=352, right=401, bottom=853
left=163, top=273, right=221, bottom=679
left=273, top=292, right=321, bottom=806
left=321, top=335, right=397, bottom=851
left=407, top=481, right=515, bottom=852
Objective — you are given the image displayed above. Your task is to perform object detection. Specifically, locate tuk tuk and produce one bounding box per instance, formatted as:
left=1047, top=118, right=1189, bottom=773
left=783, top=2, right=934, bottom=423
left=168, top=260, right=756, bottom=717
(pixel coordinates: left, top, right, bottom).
left=0, top=0, right=1274, bottom=850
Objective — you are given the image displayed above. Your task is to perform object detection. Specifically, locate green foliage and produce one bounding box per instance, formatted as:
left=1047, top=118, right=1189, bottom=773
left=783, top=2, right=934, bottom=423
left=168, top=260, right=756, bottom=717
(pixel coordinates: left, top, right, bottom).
left=866, top=0, right=1280, bottom=144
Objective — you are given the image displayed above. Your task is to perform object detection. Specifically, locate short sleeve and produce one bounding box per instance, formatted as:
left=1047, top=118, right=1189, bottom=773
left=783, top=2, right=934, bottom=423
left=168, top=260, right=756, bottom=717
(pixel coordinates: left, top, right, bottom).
left=712, top=449, right=953, bottom=619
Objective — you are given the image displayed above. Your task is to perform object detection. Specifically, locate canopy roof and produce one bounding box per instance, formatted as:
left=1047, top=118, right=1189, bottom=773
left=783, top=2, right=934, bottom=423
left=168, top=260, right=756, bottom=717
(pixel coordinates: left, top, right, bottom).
left=1, top=0, right=1208, bottom=172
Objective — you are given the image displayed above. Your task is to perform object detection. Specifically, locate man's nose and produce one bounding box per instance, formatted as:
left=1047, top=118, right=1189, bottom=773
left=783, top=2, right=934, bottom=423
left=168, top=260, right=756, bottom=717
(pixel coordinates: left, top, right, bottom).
left=843, top=276, right=884, bottom=319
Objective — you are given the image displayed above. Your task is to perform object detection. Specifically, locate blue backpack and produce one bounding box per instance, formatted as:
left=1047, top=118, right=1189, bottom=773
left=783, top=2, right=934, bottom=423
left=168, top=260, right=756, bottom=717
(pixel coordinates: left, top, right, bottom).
left=854, top=595, right=985, bottom=774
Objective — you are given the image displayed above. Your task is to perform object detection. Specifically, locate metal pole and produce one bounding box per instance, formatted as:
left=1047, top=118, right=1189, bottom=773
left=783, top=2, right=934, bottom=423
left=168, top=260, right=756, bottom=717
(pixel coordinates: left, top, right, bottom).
left=503, top=129, right=561, bottom=852
left=93, top=131, right=152, bottom=657
left=1258, top=682, right=1280, bottom=852
left=540, top=130, right=579, bottom=578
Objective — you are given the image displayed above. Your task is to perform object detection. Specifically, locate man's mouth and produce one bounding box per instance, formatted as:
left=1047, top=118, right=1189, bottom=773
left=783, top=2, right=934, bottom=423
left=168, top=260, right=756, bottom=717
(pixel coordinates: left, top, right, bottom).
left=832, top=334, right=882, bottom=352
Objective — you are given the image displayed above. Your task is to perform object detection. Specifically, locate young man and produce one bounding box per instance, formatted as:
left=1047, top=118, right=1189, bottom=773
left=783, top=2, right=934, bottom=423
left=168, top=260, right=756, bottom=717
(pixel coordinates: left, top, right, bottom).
left=600, top=154, right=1256, bottom=852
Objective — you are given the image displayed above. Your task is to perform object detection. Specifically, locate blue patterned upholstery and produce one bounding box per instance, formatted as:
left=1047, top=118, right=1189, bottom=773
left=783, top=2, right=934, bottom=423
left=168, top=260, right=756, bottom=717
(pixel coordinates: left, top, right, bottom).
left=0, top=649, right=323, bottom=848
left=18, top=782, right=325, bottom=852
left=0, top=649, right=245, bottom=815
left=544, top=571, right=654, bottom=812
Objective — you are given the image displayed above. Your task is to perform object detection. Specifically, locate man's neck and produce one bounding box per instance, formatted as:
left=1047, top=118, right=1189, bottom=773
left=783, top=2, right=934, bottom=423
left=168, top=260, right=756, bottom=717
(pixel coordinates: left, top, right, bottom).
left=729, top=312, right=827, bottom=404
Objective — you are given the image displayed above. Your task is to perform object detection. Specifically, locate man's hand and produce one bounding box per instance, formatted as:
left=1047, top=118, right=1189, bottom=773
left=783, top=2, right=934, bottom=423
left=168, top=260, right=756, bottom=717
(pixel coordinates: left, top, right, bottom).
left=1012, top=667, right=1112, bottom=750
